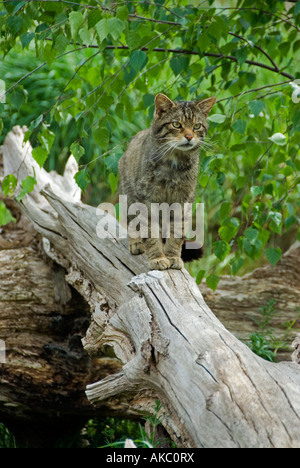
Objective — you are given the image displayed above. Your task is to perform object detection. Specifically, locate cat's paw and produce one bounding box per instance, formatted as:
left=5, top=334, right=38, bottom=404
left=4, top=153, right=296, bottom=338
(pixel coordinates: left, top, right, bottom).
left=149, top=257, right=171, bottom=270
left=167, top=256, right=184, bottom=270
left=130, top=240, right=145, bottom=255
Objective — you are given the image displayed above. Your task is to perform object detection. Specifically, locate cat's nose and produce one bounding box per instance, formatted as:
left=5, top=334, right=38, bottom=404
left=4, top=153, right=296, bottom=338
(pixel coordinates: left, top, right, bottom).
left=185, top=133, right=194, bottom=141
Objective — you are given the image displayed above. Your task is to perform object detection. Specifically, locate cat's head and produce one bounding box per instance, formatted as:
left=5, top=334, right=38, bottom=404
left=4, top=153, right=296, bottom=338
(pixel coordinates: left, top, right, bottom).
left=152, top=93, right=216, bottom=152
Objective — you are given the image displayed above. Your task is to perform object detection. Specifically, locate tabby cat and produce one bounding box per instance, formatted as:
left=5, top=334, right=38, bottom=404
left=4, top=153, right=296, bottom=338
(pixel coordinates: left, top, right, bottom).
left=118, top=93, right=216, bottom=270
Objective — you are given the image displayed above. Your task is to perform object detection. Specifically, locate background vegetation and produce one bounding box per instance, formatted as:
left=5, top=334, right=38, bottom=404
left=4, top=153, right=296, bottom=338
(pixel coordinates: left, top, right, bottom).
left=0, top=0, right=299, bottom=448
left=0, top=0, right=299, bottom=290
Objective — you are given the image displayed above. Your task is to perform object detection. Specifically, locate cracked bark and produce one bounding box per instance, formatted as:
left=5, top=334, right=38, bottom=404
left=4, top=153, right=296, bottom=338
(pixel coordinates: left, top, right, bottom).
left=1, top=126, right=300, bottom=448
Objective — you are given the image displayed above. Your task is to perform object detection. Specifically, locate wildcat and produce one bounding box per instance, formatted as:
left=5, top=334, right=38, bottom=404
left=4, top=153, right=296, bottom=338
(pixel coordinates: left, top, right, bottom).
left=118, top=93, right=216, bottom=270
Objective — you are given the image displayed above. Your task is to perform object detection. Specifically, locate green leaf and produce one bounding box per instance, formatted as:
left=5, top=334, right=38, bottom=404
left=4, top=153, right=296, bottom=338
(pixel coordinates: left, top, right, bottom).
left=21, top=32, right=35, bottom=49
left=248, top=100, right=265, bottom=117
left=130, top=50, right=148, bottom=71
left=199, top=173, right=209, bottom=188
left=126, top=30, right=141, bottom=50
left=54, top=34, right=70, bottom=54
left=93, top=127, right=110, bottom=150
left=244, top=227, right=259, bottom=242
left=295, top=1, right=300, bottom=16
left=0, top=201, right=16, bottom=226
left=207, top=16, right=229, bottom=41
left=12, top=1, right=27, bottom=15
left=108, top=17, right=125, bottom=41
left=32, top=146, right=48, bottom=168
left=29, top=114, right=43, bottom=131
left=69, top=11, right=83, bottom=41
left=39, top=126, right=55, bottom=152
left=216, top=171, right=225, bottom=186
left=268, top=132, right=286, bottom=146
left=16, top=176, right=37, bottom=201
left=6, top=16, right=23, bottom=35
left=207, top=114, right=226, bottom=123
left=219, top=218, right=239, bottom=242
left=196, top=269, right=206, bottom=285
left=104, top=152, right=122, bottom=174
left=219, top=201, right=231, bottom=223
left=70, top=142, right=85, bottom=163
left=95, top=18, right=108, bottom=43
left=79, top=27, right=92, bottom=45
left=214, top=240, right=230, bottom=261
left=232, top=119, right=246, bottom=134
left=116, top=5, right=129, bottom=21
left=230, top=257, right=244, bottom=276
left=143, top=93, right=155, bottom=108
left=2, top=174, right=17, bottom=197
left=108, top=172, right=119, bottom=195
left=251, top=186, right=264, bottom=197
left=88, top=9, right=102, bottom=29
left=269, top=211, right=282, bottom=234
left=206, top=273, right=220, bottom=291
left=74, top=169, right=90, bottom=194
left=43, top=43, right=57, bottom=66
left=265, top=247, right=282, bottom=266
left=235, top=46, right=247, bottom=65
left=170, top=55, right=189, bottom=76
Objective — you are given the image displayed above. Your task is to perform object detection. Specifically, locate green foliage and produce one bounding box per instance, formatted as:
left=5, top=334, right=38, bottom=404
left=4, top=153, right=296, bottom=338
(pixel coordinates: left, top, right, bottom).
left=249, top=333, right=277, bottom=362
left=0, top=423, right=16, bottom=448
left=83, top=401, right=170, bottom=449
left=0, top=0, right=299, bottom=288
left=0, top=200, right=15, bottom=225
left=248, top=300, right=300, bottom=361
left=16, top=175, right=37, bottom=201
left=83, top=417, right=142, bottom=448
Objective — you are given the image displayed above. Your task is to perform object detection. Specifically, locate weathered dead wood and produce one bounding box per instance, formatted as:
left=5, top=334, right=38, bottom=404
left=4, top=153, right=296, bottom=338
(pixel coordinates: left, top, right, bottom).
left=1, top=126, right=300, bottom=448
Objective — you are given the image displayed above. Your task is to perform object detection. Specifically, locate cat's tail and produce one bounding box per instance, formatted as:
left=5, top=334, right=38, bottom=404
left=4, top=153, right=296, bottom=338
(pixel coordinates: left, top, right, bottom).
left=181, top=241, right=203, bottom=262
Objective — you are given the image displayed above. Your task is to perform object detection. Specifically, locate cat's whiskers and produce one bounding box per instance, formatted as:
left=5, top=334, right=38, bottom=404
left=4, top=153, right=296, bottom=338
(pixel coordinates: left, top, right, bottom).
left=199, top=137, right=216, bottom=151
left=152, top=142, right=173, bottom=162
left=152, top=140, right=178, bottom=164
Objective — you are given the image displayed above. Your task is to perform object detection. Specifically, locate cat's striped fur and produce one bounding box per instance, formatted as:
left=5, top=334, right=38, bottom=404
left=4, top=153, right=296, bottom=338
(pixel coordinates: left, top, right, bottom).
left=118, top=93, right=216, bottom=270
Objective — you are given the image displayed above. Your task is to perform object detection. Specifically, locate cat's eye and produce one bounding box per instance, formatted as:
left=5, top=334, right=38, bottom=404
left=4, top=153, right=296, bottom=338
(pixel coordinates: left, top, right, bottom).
left=172, top=121, right=182, bottom=129
left=193, top=123, right=203, bottom=130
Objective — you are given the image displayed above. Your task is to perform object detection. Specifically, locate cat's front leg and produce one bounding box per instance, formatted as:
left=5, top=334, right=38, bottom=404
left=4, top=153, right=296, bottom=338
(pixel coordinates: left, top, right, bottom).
left=143, top=238, right=171, bottom=270
left=129, top=236, right=145, bottom=255
left=164, top=237, right=184, bottom=270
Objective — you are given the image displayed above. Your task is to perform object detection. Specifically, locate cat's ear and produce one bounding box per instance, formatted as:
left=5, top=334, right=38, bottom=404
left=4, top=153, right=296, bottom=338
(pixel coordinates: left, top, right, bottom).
left=155, top=93, right=176, bottom=117
left=196, top=97, right=216, bottom=117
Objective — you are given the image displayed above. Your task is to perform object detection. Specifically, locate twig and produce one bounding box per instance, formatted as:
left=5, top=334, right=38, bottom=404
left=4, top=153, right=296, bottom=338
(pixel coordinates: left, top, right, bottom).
left=103, top=45, right=295, bottom=80
left=216, top=80, right=291, bottom=103
left=228, top=31, right=279, bottom=72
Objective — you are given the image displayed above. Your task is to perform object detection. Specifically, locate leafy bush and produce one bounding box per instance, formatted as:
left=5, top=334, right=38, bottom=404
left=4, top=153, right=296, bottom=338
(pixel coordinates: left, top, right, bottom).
left=0, top=0, right=299, bottom=288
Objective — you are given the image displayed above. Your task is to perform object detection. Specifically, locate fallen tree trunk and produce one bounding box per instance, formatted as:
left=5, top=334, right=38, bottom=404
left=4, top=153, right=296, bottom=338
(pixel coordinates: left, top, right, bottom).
left=1, top=126, right=300, bottom=448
